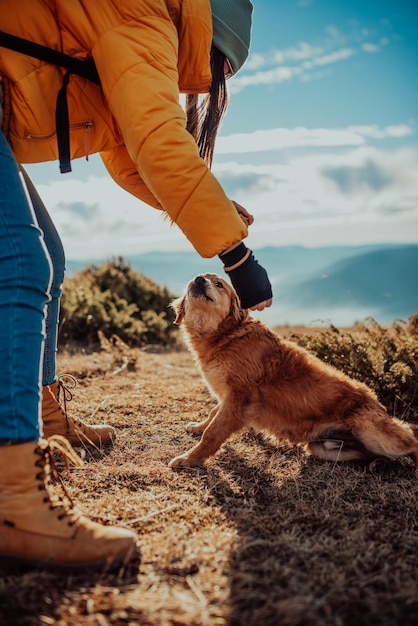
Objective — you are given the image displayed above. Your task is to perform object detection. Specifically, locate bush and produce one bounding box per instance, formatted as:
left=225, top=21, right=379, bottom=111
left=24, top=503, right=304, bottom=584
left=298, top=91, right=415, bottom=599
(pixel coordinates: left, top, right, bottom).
left=289, top=314, right=418, bottom=422
left=59, top=257, right=177, bottom=347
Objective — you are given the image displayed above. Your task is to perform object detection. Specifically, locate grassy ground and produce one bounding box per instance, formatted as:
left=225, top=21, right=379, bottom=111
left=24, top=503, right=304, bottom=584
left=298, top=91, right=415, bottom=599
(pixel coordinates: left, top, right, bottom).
left=1, top=329, right=417, bottom=626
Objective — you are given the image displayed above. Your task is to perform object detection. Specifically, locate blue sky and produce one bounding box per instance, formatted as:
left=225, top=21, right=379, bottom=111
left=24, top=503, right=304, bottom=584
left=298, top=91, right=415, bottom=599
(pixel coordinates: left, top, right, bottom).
left=26, top=0, right=418, bottom=260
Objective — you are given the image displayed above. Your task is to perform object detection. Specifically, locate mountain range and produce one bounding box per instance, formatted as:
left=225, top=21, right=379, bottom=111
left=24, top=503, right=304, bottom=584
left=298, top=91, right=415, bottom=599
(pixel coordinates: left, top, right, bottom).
left=67, top=243, right=418, bottom=328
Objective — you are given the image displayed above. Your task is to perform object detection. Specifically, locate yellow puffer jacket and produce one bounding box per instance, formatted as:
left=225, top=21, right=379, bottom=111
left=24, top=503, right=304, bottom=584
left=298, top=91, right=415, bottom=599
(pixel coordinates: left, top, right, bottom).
left=0, top=0, right=247, bottom=257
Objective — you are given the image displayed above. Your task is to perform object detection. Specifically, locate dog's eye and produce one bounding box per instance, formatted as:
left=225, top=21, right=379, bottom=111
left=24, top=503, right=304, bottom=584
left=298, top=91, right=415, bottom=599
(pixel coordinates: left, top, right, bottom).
left=214, top=281, right=224, bottom=289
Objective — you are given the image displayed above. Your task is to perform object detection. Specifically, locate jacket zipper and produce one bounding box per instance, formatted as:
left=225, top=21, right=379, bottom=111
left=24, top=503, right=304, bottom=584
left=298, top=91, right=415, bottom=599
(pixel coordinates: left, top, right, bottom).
left=25, top=121, right=93, bottom=160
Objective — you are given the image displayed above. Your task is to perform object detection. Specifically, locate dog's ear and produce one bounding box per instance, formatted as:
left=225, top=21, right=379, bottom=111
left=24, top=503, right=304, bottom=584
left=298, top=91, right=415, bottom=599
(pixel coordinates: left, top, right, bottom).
left=171, top=296, right=186, bottom=325
left=229, top=291, right=248, bottom=323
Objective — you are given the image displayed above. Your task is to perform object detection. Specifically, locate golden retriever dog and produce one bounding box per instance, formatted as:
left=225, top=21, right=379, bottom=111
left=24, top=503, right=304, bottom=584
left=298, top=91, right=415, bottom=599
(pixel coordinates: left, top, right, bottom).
left=169, top=273, right=418, bottom=470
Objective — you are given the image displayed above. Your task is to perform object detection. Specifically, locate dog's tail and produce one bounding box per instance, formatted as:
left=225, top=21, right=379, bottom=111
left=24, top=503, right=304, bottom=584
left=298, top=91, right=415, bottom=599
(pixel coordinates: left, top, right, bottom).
left=309, top=414, right=418, bottom=466
left=354, top=412, right=418, bottom=466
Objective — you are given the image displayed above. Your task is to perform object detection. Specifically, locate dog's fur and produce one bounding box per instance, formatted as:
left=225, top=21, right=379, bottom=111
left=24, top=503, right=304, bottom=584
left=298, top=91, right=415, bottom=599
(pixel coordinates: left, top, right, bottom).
left=169, top=273, right=418, bottom=469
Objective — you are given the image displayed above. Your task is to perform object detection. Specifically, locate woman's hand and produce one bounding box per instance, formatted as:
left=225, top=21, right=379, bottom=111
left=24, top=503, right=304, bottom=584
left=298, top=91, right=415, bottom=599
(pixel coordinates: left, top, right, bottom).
left=232, top=201, right=254, bottom=227
left=250, top=298, right=272, bottom=311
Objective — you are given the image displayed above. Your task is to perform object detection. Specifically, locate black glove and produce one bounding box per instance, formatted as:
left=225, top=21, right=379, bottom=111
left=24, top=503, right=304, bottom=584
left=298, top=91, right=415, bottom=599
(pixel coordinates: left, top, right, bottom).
left=219, top=243, right=273, bottom=309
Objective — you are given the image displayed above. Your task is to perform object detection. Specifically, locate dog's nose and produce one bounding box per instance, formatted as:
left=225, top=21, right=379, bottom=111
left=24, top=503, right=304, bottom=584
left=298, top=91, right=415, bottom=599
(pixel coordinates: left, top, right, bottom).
left=195, top=275, right=206, bottom=286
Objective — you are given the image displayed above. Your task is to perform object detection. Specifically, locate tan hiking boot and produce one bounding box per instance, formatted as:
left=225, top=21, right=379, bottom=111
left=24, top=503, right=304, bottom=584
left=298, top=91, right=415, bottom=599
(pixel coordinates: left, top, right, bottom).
left=0, top=437, right=138, bottom=571
left=42, top=374, right=116, bottom=447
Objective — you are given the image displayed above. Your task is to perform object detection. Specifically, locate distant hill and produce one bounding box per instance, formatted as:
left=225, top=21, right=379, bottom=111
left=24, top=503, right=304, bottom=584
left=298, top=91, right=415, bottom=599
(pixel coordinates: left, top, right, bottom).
left=283, top=245, right=418, bottom=325
left=67, top=244, right=418, bottom=327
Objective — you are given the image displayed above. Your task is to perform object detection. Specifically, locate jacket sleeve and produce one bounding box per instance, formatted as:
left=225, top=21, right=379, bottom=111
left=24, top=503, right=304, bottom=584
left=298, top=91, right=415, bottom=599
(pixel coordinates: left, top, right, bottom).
left=100, top=145, right=162, bottom=210
left=92, top=21, right=248, bottom=258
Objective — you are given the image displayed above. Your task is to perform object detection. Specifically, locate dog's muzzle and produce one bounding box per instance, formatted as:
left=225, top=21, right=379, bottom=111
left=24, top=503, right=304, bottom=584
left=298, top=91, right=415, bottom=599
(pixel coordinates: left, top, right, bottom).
left=189, top=276, right=213, bottom=301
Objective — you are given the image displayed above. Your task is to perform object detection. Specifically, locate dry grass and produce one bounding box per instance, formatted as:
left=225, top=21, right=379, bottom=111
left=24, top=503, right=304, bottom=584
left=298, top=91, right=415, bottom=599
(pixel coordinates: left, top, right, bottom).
left=1, top=329, right=417, bottom=626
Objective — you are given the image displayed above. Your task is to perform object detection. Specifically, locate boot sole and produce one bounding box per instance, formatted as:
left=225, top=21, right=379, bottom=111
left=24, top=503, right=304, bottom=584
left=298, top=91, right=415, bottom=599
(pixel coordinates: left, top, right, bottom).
left=0, top=542, right=140, bottom=574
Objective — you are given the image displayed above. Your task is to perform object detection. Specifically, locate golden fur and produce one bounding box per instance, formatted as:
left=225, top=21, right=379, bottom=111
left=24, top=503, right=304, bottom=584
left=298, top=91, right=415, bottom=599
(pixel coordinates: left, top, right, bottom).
left=169, top=273, right=418, bottom=469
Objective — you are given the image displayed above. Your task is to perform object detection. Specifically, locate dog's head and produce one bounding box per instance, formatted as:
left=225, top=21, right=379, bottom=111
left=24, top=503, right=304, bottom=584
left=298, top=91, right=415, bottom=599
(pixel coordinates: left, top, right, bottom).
left=172, top=273, right=247, bottom=332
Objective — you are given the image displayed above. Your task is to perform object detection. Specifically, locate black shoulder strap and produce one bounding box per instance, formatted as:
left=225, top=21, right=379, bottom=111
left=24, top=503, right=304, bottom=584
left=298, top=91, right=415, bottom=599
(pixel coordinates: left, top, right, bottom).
left=0, top=30, right=101, bottom=173
left=0, top=31, right=100, bottom=84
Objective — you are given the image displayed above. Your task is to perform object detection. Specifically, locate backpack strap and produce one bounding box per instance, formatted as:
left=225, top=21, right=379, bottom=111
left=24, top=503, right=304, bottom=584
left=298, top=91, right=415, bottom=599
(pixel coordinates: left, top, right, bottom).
left=0, top=31, right=101, bottom=173
left=0, top=32, right=100, bottom=83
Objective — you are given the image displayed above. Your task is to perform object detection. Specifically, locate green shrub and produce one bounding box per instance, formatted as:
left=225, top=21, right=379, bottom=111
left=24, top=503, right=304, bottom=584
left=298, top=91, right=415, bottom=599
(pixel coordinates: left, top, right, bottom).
left=59, top=257, right=177, bottom=347
left=289, top=314, right=418, bottom=422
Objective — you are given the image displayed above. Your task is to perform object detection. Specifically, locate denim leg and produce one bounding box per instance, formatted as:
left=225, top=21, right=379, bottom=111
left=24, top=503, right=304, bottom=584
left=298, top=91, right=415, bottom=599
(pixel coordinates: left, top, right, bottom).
left=20, top=168, right=66, bottom=386
left=0, top=134, right=52, bottom=443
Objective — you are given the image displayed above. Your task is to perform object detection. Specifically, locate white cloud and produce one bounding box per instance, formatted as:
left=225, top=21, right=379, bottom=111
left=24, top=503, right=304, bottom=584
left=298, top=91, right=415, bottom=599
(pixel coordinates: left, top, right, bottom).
left=216, top=127, right=362, bottom=154
left=325, top=25, right=343, bottom=40
left=362, top=42, right=380, bottom=53
left=215, top=125, right=415, bottom=154
left=35, top=175, right=186, bottom=260
left=31, top=138, right=418, bottom=261
left=272, top=42, right=323, bottom=64
left=231, top=21, right=391, bottom=94
left=230, top=45, right=356, bottom=93
left=245, top=41, right=324, bottom=71
left=244, top=52, right=265, bottom=71
left=211, top=146, right=418, bottom=250
left=346, top=124, right=414, bottom=139
left=312, top=48, right=356, bottom=66
left=229, top=65, right=303, bottom=91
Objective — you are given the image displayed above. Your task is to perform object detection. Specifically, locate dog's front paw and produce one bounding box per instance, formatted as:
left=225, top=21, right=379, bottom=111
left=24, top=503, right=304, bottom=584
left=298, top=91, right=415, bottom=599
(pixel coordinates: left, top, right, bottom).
left=168, top=454, right=201, bottom=469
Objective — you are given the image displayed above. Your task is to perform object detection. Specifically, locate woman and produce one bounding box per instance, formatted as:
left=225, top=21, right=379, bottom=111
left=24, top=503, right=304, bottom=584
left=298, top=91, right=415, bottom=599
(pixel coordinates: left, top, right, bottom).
left=0, top=0, right=272, bottom=570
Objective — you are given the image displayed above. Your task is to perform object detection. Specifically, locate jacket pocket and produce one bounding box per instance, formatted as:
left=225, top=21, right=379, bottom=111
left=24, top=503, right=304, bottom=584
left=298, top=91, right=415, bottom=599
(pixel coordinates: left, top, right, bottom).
left=25, top=121, right=93, bottom=159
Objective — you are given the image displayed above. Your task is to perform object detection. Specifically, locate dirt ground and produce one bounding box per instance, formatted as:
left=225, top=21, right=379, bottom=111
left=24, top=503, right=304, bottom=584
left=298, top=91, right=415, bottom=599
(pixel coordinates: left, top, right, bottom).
left=0, top=335, right=417, bottom=625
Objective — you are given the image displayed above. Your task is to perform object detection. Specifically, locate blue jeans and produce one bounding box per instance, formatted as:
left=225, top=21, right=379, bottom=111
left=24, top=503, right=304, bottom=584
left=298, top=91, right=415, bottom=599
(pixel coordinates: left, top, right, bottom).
left=20, top=168, right=66, bottom=387
left=0, top=133, right=65, bottom=443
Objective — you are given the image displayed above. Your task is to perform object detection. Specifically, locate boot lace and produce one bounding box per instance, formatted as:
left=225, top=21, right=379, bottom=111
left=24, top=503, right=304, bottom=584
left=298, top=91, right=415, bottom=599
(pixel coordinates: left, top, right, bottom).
left=56, top=374, right=77, bottom=425
left=57, top=374, right=114, bottom=452
left=57, top=374, right=100, bottom=446
left=35, top=435, right=83, bottom=524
